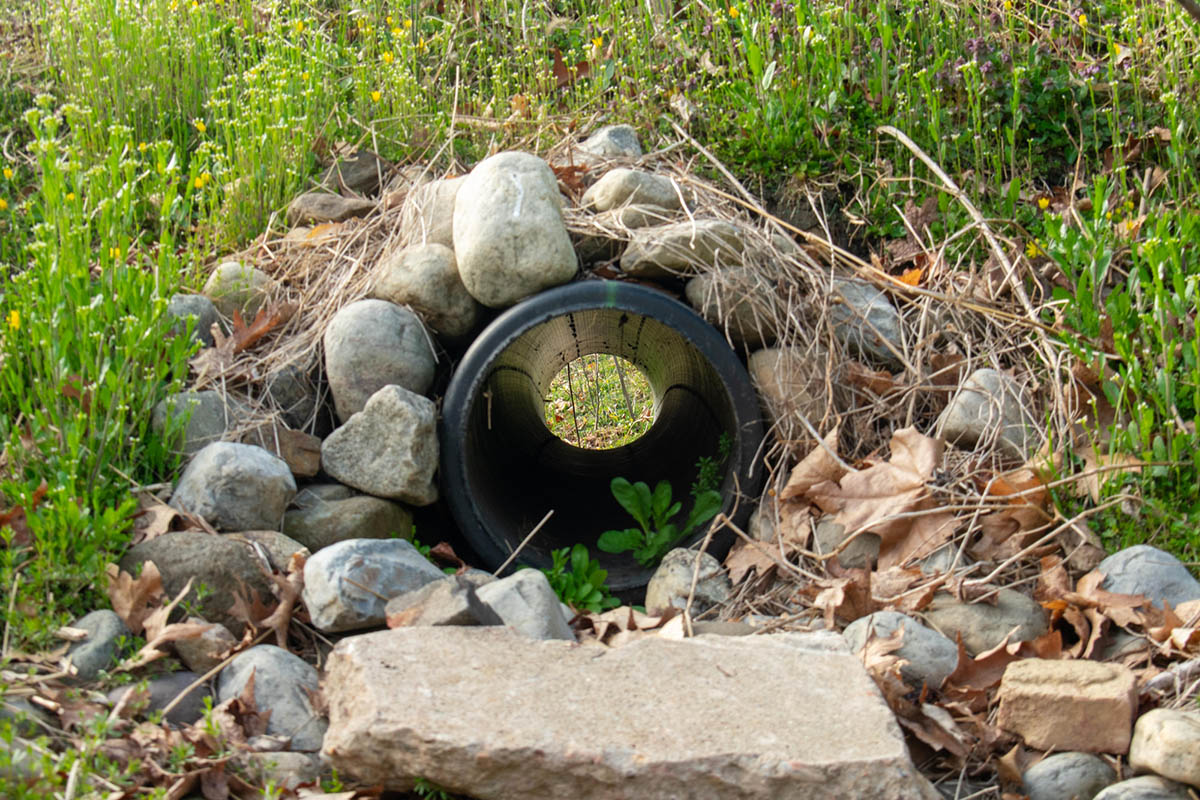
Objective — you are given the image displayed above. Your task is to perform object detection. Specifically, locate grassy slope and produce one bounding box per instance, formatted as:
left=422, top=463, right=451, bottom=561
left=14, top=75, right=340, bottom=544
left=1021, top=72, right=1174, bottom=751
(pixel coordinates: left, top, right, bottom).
left=0, top=0, right=1198, bottom=791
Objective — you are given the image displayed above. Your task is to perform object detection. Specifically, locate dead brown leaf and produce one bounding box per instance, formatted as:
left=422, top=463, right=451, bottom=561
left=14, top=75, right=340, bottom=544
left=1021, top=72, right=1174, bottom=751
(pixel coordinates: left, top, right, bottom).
left=804, top=570, right=876, bottom=627
left=846, top=361, right=897, bottom=396
left=780, top=426, right=846, bottom=501
left=106, top=560, right=166, bottom=635
left=723, top=537, right=778, bottom=585
left=0, top=480, right=47, bottom=548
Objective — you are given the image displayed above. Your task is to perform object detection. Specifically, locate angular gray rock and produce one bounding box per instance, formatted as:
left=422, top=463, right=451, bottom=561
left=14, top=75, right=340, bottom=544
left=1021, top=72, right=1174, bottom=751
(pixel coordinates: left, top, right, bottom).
left=286, top=192, right=375, bottom=225
left=370, top=243, right=480, bottom=339
left=152, top=390, right=246, bottom=457
left=1129, top=708, right=1200, bottom=788
left=65, top=610, right=129, bottom=681
left=166, top=293, right=221, bottom=347
left=322, top=627, right=939, bottom=799
left=1093, top=776, right=1195, bottom=800
left=813, top=515, right=880, bottom=570
left=107, top=671, right=212, bottom=727
left=320, top=385, right=439, bottom=505
left=173, top=617, right=238, bottom=673
left=323, top=298, right=435, bottom=422
left=829, top=279, right=905, bottom=369
left=283, top=486, right=412, bottom=553
left=843, top=611, right=958, bottom=689
left=320, top=150, right=391, bottom=196
left=1098, top=545, right=1200, bottom=609
left=119, top=531, right=279, bottom=635
left=302, top=538, right=445, bottom=632
left=644, top=548, right=732, bottom=616
left=922, top=589, right=1048, bottom=656
left=384, top=574, right=499, bottom=628
left=581, top=169, right=682, bottom=212
left=218, top=645, right=327, bottom=752
left=685, top=270, right=779, bottom=349
left=321, top=297, right=434, bottom=422
left=169, top=442, right=296, bottom=531
left=579, top=124, right=642, bottom=159
left=620, top=219, right=744, bottom=279
left=1022, top=752, right=1116, bottom=800
left=453, top=151, right=577, bottom=308
left=402, top=175, right=465, bottom=249
left=937, top=368, right=1040, bottom=461
left=474, top=570, right=574, bottom=641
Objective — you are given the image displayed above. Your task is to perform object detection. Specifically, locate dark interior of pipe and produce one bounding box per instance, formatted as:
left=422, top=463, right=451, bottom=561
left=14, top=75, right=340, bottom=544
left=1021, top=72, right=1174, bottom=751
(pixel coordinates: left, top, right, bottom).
left=441, top=282, right=762, bottom=591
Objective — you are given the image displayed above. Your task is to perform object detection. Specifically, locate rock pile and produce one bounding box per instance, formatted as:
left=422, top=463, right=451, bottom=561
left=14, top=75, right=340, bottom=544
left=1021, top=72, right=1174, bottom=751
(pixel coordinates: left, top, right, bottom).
left=14, top=125, right=1197, bottom=800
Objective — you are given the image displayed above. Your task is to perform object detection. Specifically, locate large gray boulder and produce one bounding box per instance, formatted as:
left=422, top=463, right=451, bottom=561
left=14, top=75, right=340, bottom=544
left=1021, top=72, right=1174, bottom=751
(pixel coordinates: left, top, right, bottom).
left=321, top=627, right=939, bottom=798
left=151, top=390, right=248, bottom=457
left=169, top=442, right=296, bottom=531
left=320, top=150, right=391, bottom=196
left=320, top=385, right=439, bottom=505
left=402, top=175, right=465, bottom=249
left=922, top=589, right=1048, bottom=656
left=843, top=611, right=959, bottom=690
left=578, top=124, right=642, bottom=160
left=166, top=294, right=221, bottom=347
left=369, top=243, right=480, bottom=339
left=1097, top=545, right=1200, bottom=609
left=217, top=645, right=327, bottom=752
left=302, top=538, right=445, bottom=632
left=119, top=531, right=280, bottom=635
left=286, top=192, right=375, bottom=225
left=937, top=368, right=1040, bottom=461
left=829, top=279, right=905, bottom=369
left=581, top=169, right=682, bottom=212
left=202, top=261, right=278, bottom=319
left=685, top=270, right=779, bottom=349
left=620, top=219, right=744, bottom=280
left=323, top=299, right=435, bottom=422
left=453, top=151, right=577, bottom=308
left=283, top=485, right=412, bottom=553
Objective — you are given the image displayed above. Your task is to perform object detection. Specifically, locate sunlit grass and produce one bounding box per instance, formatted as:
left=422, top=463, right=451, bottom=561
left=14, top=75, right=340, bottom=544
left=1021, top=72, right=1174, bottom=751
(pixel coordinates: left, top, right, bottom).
left=545, top=354, right=654, bottom=449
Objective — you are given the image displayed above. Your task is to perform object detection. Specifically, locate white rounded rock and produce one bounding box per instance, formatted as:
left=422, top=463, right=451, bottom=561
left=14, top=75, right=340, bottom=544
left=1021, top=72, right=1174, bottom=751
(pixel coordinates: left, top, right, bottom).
left=370, top=243, right=480, bottom=339
left=453, top=151, right=577, bottom=308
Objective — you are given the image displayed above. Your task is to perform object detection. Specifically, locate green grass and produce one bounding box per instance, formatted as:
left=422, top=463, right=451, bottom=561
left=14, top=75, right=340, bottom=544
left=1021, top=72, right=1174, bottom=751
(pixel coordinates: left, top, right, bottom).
left=0, top=0, right=1198, bottom=791
left=544, top=354, right=654, bottom=449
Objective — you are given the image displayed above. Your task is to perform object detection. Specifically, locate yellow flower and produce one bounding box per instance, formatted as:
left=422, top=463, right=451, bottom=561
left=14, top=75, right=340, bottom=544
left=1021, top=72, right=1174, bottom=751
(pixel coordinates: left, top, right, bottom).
left=65, top=192, right=76, bottom=202
left=382, top=51, right=394, bottom=64
left=200, top=172, right=212, bottom=186
left=1136, top=36, right=1143, bottom=45
left=1003, top=0, right=1012, bottom=9
left=195, top=119, right=207, bottom=133
left=592, top=36, right=603, bottom=48
left=0, top=198, right=7, bottom=212
left=108, top=246, right=122, bottom=259
left=416, top=37, right=427, bottom=52
left=2, top=167, right=11, bottom=179
left=301, top=71, right=310, bottom=81
left=1113, top=42, right=1122, bottom=55
left=1025, top=240, right=1042, bottom=258
left=386, top=15, right=393, bottom=25
left=295, top=20, right=305, bottom=33
left=728, top=5, right=740, bottom=18
left=6, top=310, right=18, bottom=331
left=1078, top=13, right=1087, bottom=27
left=1037, top=196, right=1049, bottom=210
left=392, top=27, right=401, bottom=35
left=371, top=90, right=382, bottom=102
left=137, top=142, right=148, bottom=153
left=403, top=18, right=412, bottom=29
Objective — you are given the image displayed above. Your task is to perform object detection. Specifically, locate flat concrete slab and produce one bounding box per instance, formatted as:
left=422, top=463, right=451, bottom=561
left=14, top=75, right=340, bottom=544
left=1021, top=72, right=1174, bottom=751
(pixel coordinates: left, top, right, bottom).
left=322, top=627, right=937, bottom=799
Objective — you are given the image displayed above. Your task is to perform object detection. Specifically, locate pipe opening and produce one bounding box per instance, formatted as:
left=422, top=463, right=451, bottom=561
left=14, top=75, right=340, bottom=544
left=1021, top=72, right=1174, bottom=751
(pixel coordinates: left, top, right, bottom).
left=442, top=281, right=764, bottom=590
left=543, top=354, right=655, bottom=450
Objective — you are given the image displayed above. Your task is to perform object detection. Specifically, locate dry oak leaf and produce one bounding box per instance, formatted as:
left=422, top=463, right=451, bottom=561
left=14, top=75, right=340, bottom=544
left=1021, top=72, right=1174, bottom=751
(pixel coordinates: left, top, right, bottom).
left=120, top=576, right=214, bottom=671
left=780, top=426, right=846, bottom=500
left=806, top=427, right=957, bottom=569
left=723, top=536, right=779, bottom=585
left=804, top=569, right=876, bottom=628
left=106, top=560, right=166, bottom=635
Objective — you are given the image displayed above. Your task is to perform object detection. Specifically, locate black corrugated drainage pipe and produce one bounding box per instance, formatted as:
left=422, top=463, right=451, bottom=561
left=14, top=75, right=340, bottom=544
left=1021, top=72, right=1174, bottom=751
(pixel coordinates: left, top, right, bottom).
left=441, top=280, right=764, bottom=591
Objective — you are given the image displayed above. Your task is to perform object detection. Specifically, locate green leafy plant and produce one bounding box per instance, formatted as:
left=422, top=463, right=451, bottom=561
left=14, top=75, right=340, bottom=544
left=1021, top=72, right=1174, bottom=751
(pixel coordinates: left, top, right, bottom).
left=596, top=477, right=721, bottom=567
left=539, top=544, right=619, bottom=613
left=413, top=777, right=453, bottom=799
left=691, top=432, right=733, bottom=498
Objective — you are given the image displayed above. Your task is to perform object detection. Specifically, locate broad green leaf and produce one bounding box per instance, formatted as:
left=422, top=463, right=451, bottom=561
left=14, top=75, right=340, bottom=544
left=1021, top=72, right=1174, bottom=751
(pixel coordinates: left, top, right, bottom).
left=683, top=490, right=722, bottom=535
left=574, top=581, right=594, bottom=601
left=651, top=480, right=673, bottom=524
left=597, top=527, right=643, bottom=554
left=610, top=477, right=649, bottom=528
left=570, top=543, right=588, bottom=575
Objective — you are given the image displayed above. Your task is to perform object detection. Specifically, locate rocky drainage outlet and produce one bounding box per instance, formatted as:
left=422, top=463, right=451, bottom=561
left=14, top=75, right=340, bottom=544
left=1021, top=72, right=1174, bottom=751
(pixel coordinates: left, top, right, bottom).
left=441, top=280, right=765, bottom=591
